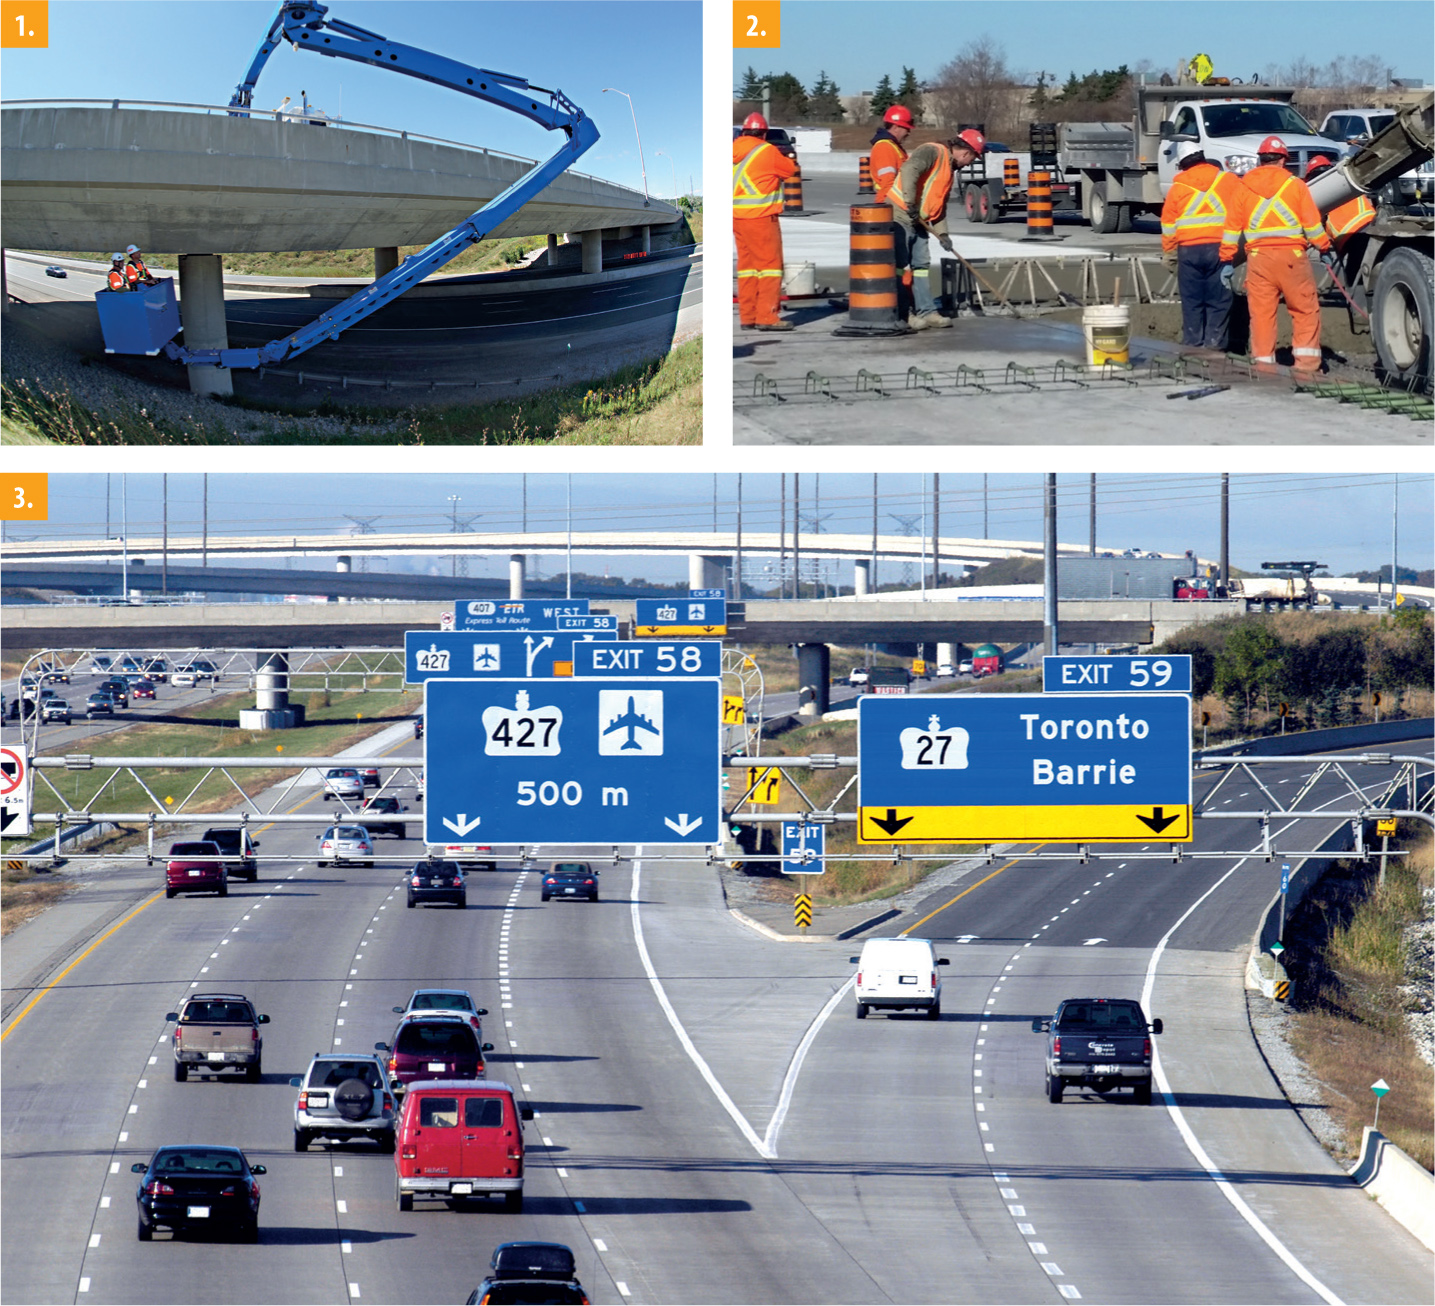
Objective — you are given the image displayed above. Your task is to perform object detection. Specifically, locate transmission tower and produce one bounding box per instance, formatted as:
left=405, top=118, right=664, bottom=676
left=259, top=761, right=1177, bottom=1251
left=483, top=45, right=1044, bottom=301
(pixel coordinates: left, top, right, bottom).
left=343, top=515, right=381, bottom=573
left=888, top=513, right=922, bottom=587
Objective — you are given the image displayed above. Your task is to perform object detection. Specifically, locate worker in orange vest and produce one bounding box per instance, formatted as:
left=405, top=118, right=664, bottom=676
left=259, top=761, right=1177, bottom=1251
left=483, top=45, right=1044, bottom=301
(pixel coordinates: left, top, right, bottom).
left=106, top=253, right=130, bottom=292
left=1305, top=155, right=1377, bottom=284
left=733, top=111, right=798, bottom=332
left=123, top=244, right=159, bottom=289
left=1222, top=136, right=1333, bottom=373
left=888, top=128, right=983, bottom=328
left=869, top=104, right=913, bottom=203
left=1160, top=142, right=1247, bottom=350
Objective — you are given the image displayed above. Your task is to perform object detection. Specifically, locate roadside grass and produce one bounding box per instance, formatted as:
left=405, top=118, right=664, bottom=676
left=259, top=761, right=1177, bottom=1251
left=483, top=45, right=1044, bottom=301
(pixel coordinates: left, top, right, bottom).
left=1288, top=835, right=1434, bottom=1171
left=1, top=863, right=74, bottom=937
left=2, top=338, right=702, bottom=446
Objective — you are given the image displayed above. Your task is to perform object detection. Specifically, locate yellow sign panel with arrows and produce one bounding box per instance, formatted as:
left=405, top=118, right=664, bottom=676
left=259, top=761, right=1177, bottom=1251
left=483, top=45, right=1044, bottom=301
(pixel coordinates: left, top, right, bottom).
left=858, top=803, right=1191, bottom=843
left=746, top=766, right=782, bottom=806
left=722, top=695, right=746, bottom=724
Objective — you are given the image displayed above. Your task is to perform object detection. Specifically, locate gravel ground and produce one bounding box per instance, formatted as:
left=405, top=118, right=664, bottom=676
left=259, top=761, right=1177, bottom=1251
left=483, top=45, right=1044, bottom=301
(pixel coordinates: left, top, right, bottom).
left=1401, top=890, right=1434, bottom=1067
left=1246, top=989, right=1352, bottom=1159
left=1, top=313, right=407, bottom=442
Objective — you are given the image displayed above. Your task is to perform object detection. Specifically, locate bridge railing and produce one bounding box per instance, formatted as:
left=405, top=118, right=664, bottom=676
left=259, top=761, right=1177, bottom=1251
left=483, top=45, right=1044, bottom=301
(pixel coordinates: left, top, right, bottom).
left=0, top=98, right=658, bottom=198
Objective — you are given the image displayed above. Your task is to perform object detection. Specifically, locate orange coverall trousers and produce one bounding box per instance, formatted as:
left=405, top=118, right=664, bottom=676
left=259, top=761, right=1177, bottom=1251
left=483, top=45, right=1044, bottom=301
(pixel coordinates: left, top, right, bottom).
left=1247, top=245, right=1322, bottom=372
left=734, top=214, right=784, bottom=326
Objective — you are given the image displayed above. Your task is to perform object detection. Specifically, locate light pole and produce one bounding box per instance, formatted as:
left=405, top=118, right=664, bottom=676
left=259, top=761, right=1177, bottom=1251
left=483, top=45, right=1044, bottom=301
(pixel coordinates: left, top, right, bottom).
left=655, top=149, right=678, bottom=202
left=602, top=87, right=649, bottom=205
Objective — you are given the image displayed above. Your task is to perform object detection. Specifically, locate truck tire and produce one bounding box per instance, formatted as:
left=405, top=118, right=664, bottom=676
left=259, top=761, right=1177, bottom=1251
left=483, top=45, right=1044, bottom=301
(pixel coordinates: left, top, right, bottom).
left=1371, top=246, right=1433, bottom=393
left=927, top=1001, right=941, bottom=1020
left=505, top=1189, right=524, bottom=1213
left=1133, top=1080, right=1153, bottom=1104
left=1046, top=1073, right=1063, bottom=1103
left=855, top=1002, right=868, bottom=1020
left=1090, top=184, right=1121, bottom=235
left=962, top=183, right=982, bottom=223
left=246, top=1059, right=262, bottom=1083
left=396, top=826, right=405, bottom=841
left=983, top=179, right=1004, bottom=224
left=1116, top=204, right=1133, bottom=233
left=173, top=1061, right=187, bottom=1083
left=379, top=1129, right=396, bottom=1154
left=294, top=1130, right=310, bottom=1152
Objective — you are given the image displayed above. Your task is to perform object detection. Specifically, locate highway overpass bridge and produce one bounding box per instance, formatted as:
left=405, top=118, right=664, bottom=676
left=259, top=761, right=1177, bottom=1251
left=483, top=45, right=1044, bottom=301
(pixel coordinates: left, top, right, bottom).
left=1, top=101, right=676, bottom=393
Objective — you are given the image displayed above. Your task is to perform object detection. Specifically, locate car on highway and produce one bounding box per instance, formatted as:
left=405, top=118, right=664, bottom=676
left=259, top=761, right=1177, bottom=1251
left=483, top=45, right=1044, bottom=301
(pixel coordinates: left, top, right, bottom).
left=39, top=668, right=70, bottom=685
left=851, top=937, right=950, bottom=1019
left=175, top=659, right=218, bottom=681
left=415, top=771, right=426, bottom=803
left=847, top=667, right=870, bottom=687
left=291, top=1053, right=396, bottom=1152
left=358, top=766, right=381, bottom=787
left=130, top=679, right=157, bottom=701
left=44, top=265, right=67, bottom=278
left=85, top=692, right=116, bottom=718
left=541, top=862, right=599, bottom=903
left=201, top=827, right=259, bottom=881
left=406, top=859, right=466, bottom=908
left=394, top=1079, right=528, bottom=1212
left=166, top=841, right=228, bottom=898
left=730, top=123, right=797, bottom=160
left=393, top=988, right=488, bottom=1036
left=360, top=794, right=408, bottom=838
left=169, top=670, right=198, bottom=688
left=89, top=656, right=113, bottom=673
left=467, top=1243, right=589, bottom=1305
left=322, top=766, right=364, bottom=802
left=141, top=657, right=169, bottom=682
left=97, top=677, right=130, bottom=707
left=133, top=1145, right=265, bottom=1242
left=377, top=1013, right=493, bottom=1091
left=40, top=698, right=72, bottom=724
left=316, top=825, right=374, bottom=867
left=166, top=993, right=269, bottom=1081
left=1033, top=997, right=1162, bottom=1104
left=957, top=659, right=974, bottom=675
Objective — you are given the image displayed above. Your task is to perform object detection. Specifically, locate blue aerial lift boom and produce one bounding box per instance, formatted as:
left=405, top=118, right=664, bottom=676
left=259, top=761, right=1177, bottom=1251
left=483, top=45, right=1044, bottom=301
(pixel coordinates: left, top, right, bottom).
left=111, top=1, right=600, bottom=371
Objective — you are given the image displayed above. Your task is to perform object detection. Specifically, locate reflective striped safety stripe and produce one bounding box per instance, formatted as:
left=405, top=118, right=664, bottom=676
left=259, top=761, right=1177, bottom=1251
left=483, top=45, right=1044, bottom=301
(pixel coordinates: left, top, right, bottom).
left=1246, top=176, right=1323, bottom=244
left=890, top=146, right=953, bottom=224
left=736, top=268, right=782, bottom=277
left=1161, top=182, right=1229, bottom=242
left=1326, top=195, right=1375, bottom=240
left=733, top=147, right=783, bottom=216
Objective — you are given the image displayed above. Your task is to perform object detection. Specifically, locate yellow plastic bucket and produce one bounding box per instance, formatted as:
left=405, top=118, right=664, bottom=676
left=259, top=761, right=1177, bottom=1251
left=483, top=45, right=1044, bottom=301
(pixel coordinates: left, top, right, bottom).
left=1083, top=304, right=1131, bottom=365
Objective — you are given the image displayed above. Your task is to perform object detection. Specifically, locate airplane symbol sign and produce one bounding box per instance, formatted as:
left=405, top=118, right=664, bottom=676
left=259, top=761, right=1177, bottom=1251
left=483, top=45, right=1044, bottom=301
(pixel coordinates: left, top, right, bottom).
left=598, top=691, right=663, bottom=755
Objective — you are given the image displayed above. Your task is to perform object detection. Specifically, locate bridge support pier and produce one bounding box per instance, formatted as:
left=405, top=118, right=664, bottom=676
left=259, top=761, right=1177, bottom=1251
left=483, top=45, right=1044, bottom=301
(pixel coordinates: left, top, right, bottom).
left=177, top=254, right=233, bottom=398
left=797, top=642, right=830, bottom=718
left=240, top=650, right=297, bottom=730
left=509, top=553, right=526, bottom=599
left=937, top=641, right=956, bottom=673
left=640, top=225, right=651, bottom=254
left=688, top=553, right=728, bottom=592
left=547, top=234, right=560, bottom=267
left=581, top=229, right=602, bottom=274
left=334, top=556, right=351, bottom=603
left=854, top=559, right=871, bottom=596
left=374, top=246, right=400, bottom=278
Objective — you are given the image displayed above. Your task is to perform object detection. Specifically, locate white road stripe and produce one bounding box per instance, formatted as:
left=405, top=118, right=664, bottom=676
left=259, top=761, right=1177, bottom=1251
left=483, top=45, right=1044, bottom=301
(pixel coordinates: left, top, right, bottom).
left=78, top=1280, right=90, bottom=1293
left=593, top=1239, right=607, bottom=1251
left=88, top=1235, right=100, bottom=1248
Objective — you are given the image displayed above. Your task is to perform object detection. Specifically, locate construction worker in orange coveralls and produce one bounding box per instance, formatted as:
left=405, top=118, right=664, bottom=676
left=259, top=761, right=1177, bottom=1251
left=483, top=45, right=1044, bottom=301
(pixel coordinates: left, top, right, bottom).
left=1221, top=136, right=1333, bottom=373
left=733, top=112, right=797, bottom=332
left=869, top=104, right=913, bottom=203
left=1305, top=154, right=1377, bottom=286
left=106, top=254, right=130, bottom=292
left=1160, top=141, right=1246, bottom=350
left=123, top=244, right=159, bottom=289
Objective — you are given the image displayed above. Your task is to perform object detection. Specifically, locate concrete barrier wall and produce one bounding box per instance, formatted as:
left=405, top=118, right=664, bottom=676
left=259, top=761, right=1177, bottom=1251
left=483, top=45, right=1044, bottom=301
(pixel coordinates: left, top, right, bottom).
left=1349, top=1127, right=1435, bottom=1251
left=1203, top=717, right=1434, bottom=760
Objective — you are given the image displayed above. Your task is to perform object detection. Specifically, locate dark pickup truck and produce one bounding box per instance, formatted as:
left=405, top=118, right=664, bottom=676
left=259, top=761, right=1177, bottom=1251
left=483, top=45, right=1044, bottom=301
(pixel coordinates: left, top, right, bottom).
left=1032, top=997, right=1162, bottom=1104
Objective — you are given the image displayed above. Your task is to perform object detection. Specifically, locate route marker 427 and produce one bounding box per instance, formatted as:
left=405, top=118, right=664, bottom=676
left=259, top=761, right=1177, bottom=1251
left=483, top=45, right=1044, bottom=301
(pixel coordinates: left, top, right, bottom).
left=424, top=678, right=720, bottom=845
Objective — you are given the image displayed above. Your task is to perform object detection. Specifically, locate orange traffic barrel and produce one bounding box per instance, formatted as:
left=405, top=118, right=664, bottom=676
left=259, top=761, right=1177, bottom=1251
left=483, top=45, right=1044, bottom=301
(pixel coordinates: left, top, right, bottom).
left=1025, top=169, right=1055, bottom=239
left=833, top=202, right=909, bottom=337
left=1003, top=156, right=1020, bottom=188
left=783, top=168, right=806, bottom=214
left=858, top=155, right=874, bottom=194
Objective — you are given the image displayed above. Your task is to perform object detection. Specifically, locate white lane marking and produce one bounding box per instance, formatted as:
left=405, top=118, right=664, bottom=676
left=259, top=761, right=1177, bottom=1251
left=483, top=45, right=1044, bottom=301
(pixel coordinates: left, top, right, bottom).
left=1008, top=1204, right=1025, bottom=1216
left=1029, top=1242, right=1046, bottom=1254
left=348, top=1285, right=360, bottom=1298
left=593, top=1238, right=608, bottom=1252
left=340, top=1001, right=347, bottom=1007
left=221, top=938, right=229, bottom=945
left=127, top=1105, right=137, bottom=1114
left=506, top=1020, right=513, bottom=1027
left=210, top=953, right=218, bottom=959
left=976, top=1103, right=985, bottom=1112
left=980, top=1122, right=989, bottom=1131
left=88, top=1235, right=100, bottom=1248
left=763, top=971, right=855, bottom=1157
left=631, top=854, right=774, bottom=1159
left=1042, top=1263, right=1064, bottom=1275
left=522, top=1084, right=531, bottom=1091
left=336, top=1019, right=344, bottom=1026
left=118, top=1132, right=127, bottom=1142
left=1017, top=1223, right=1036, bottom=1235
left=336, top=1200, right=347, bottom=1213
left=78, top=1280, right=90, bottom=1294
left=574, top=1200, right=586, bottom=1212
left=137, top=1080, right=147, bottom=1089
left=345, top=983, right=352, bottom=990
left=616, top=1284, right=630, bottom=1297
left=543, top=1137, right=553, bottom=1147
left=557, top=1168, right=568, bottom=1178
left=984, top=1143, right=995, bottom=1152
left=974, top=1053, right=983, bottom=1061
left=1059, top=1286, right=1082, bottom=1299
left=148, top=1057, right=156, bottom=1065
left=342, top=1241, right=352, bottom=1254
left=190, top=981, right=199, bottom=987
left=109, top=1163, right=119, bottom=1175
left=334, top=1166, right=343, bottom=1177
left=1141, top=845, right=1344, bottom=1305
left=993, top=1174, right=1008, bottom=1182
left=100, top=1196, right=110, bottom=1208
left=334, top=1038, right=343, bottom=1045
left=516, top=1062, right=525, bottom=1069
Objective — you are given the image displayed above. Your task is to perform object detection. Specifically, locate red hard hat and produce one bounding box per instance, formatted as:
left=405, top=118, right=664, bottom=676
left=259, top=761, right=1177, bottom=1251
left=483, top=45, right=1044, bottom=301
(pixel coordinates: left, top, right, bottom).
left=883, top=104, right=914, bottom=129
left=1305, top=154, right=1333, bottom=178
left=955, top=128, right=986, bottom=154
left=1258, top=135, right=1289, bottom=157
left=742, top=112, right=768, bottom=132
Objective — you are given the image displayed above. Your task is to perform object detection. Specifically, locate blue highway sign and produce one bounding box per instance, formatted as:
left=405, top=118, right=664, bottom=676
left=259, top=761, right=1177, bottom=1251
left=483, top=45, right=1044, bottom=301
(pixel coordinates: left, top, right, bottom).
left=554, top=615, right=619, bottom=632
left=689, top=589, right=726, bottom=599
left=424, top=678, right=721, bottom=845
left=1044, top=655, right=1192, bottom=694
left=782, top=821, right=825, bottom=874
left=406, top=631, right=614, bottom=683
left=858, top=693, right=1193, bottom=843
left=634, top=598, right=727, bottom=636
left=571, top=640, right=722, bottom=678
left=455, top=599, right=590, bottom=630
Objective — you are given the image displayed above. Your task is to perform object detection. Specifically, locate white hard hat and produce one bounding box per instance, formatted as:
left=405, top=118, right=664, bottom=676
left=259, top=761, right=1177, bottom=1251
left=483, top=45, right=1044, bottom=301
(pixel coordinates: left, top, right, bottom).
left=111, top=252, right=125, bottom=263
left=1174, top=141, right=1205, bottom=165
left=125, top=244, right=140, bottom=255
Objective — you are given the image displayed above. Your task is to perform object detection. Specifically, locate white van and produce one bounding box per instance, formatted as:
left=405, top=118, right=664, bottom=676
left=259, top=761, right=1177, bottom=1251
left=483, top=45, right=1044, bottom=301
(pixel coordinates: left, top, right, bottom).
left=851, top=937, right=950, bottom=1020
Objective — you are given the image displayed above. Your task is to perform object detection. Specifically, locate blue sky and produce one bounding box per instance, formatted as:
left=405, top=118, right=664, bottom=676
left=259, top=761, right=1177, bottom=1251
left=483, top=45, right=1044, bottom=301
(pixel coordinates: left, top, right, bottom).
left=1, top=0, right=702, bottom=198
left=734, top=1, right=1434, bottom=96
left=9, top=475, right=1430, bottom=579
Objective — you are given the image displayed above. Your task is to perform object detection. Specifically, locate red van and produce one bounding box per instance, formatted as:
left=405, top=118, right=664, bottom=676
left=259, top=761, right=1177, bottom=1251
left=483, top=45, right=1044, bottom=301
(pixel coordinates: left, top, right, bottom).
left=394, top=1079, right=532, bottom=1212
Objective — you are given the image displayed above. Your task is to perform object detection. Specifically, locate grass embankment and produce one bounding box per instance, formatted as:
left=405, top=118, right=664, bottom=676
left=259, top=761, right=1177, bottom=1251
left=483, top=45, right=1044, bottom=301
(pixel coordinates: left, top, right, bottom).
left=1287, top=834, right=1434, bottom=1171
left=1, top=683, right=420, bottom=928
left=1, top=338, right=702, bottom=446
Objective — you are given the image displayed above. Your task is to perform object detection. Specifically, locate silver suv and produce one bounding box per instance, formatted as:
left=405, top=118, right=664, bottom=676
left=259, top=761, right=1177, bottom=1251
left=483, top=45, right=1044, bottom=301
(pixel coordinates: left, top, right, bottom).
left=322, top=766, right=363, bottom=802
left=291, top=1053, right=396, bottom=1152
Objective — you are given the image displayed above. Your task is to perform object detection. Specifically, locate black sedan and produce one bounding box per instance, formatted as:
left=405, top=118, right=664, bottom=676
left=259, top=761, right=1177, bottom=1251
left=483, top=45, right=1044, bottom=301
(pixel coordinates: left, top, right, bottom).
left=85, top=693, right=116, bottom=718
left=406, top=859, right=466, bottom=909
left=541, top=863, right=599, bottom=903
left=45, top=265, right=67, bottom=278
left=133, top=1145, right=265, bottom=1241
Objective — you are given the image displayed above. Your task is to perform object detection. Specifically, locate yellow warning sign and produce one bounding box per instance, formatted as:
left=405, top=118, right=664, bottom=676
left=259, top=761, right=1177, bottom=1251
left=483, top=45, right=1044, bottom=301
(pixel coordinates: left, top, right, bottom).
left=722, top=695, right=746, bottom=724
left=1376, top=817, right=1398, bottom=836
left=746, top=766, right=782, bottom=806
left=634, top=625, right=728, bottom=637
left=856, top=803, right=1193, bottom=843
left=794, top=894, right=813, bottom=929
